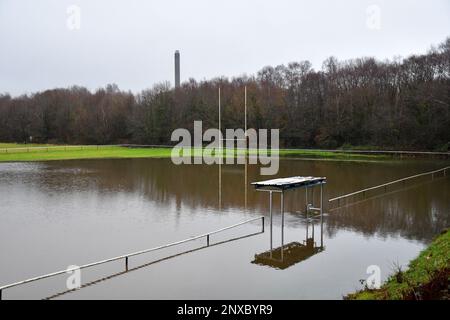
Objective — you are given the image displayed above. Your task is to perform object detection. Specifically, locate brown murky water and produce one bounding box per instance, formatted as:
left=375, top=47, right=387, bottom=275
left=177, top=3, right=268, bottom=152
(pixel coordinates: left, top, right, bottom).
left=0, top=158, right=449, bottom=299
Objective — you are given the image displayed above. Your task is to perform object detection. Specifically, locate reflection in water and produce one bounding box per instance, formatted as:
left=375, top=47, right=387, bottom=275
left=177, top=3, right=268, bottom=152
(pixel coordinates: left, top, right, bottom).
left=4, top=158, right=446, bottom=242
left=44, top=231, right=264, bottom=300
left=325, top=176, right=450, bottom=242
left=252, top=218, right=324, bottom=270
left=0, top=158, right=449, bottom=299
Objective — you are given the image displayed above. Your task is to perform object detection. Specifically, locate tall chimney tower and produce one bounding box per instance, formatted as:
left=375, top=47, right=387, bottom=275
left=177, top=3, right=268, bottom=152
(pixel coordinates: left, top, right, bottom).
left=174, top=50, right=180, bottom=89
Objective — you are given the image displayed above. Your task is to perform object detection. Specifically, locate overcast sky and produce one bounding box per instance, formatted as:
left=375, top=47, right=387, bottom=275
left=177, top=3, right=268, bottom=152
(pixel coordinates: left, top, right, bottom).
left=1, top=0, right=449, bottom=96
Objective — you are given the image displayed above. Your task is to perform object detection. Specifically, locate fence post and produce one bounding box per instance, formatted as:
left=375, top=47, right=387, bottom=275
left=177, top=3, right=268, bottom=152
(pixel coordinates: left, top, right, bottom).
left=262, top=216, right=265, bottom=233
left=206, top=234, right=210, bottom=246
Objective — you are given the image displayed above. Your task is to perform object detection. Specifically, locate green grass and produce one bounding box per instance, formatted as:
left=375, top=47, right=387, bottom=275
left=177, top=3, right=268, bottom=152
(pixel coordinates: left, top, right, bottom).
left=339, top=144, right=383, bottom=151
left=0, top=143, right=387, bottom=163
left=0, top=145, right=172, bottom=162
left=346, top=229, right=450, bottom=300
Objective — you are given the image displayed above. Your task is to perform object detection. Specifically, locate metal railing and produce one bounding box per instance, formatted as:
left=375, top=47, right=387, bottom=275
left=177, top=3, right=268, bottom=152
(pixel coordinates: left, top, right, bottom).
left=329, top=166, right=449, bottom=205
left=0, top=216, right=264, bottom=299
left=282, top=148, right=450, bottom=157
left=44, top=230, right=263, bottom=300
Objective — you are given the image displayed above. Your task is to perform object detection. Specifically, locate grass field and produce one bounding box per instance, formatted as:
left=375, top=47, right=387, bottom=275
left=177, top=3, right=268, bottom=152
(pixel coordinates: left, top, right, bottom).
left=0, top=143, right=387, bottom=162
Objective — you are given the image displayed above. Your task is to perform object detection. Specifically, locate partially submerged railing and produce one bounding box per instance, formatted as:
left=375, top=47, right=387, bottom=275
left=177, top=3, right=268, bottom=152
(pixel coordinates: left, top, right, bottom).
left=329, top=166, right=449, bottom=206
left=0, top=216, right=264, bottom=299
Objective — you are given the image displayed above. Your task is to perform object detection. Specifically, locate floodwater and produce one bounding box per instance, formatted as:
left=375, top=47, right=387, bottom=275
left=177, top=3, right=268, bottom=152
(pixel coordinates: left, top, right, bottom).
left=0, top=158, right=449, bottom=299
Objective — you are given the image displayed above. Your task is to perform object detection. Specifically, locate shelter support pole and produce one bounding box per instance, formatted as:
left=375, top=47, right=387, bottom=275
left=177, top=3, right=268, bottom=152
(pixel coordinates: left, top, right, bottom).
left=269, top=191, right=273, bottom=255
left=281, top=191, right=284, bottom=261
left=305, top=187, right=308, bottom=215
left=320, top=183, right=324, bottom=248
left=320, top=183, right=323, bottom=218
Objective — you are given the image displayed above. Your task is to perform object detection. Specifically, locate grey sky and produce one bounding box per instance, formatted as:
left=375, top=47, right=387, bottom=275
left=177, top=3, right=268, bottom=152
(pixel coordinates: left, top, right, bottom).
left=1, top=0, right=449, bottom=96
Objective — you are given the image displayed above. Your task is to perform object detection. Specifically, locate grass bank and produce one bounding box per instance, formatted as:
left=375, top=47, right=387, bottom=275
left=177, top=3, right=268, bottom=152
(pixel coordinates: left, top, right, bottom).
left=346, top=229, right=450, bottom=300
left=0, top=143, right=386, bottom=162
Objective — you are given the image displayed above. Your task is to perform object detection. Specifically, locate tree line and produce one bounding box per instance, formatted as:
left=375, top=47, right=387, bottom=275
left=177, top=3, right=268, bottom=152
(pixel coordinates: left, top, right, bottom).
left=1, top=38, right=449, bottom=150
